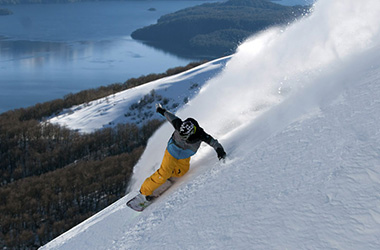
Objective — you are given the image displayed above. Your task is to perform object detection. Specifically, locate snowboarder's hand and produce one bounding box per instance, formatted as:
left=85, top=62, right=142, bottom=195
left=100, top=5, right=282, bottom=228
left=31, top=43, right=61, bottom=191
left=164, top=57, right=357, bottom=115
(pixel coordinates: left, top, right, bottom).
left=156, top=103, right=165, bottom=116
left=216, top=147, right=226, bottom=161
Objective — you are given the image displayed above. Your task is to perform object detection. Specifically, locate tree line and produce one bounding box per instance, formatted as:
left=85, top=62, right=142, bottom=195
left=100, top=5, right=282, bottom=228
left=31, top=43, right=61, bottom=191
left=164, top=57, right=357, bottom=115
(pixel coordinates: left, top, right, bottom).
left=0, top=148, right=144, bottom=248
left=0, top=116, right=162, bottom=248
left=0, top=61, right=205, bottom=248
left=0, top=114, right=161, bottom=185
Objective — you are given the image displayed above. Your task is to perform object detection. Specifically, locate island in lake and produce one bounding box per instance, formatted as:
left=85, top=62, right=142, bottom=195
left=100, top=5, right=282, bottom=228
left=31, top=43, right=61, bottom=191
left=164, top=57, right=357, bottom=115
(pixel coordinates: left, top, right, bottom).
left=131, top=0, right=309, bottom=59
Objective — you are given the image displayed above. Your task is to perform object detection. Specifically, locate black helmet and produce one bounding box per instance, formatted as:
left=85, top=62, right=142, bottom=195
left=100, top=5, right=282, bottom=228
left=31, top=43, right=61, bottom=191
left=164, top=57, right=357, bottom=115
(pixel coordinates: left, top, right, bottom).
left=179, top=120, right=196, bottom=140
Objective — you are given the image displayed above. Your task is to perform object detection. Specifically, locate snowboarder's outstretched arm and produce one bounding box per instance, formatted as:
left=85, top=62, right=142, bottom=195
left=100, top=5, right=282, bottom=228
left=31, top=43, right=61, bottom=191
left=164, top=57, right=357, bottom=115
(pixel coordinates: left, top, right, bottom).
left=156, top=103, right=182, bottom=130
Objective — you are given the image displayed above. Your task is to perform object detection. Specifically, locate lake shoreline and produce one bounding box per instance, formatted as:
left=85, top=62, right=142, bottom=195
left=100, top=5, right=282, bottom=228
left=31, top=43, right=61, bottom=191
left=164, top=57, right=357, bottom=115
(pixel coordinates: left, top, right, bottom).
left=0, top=1, right=211, bottom=113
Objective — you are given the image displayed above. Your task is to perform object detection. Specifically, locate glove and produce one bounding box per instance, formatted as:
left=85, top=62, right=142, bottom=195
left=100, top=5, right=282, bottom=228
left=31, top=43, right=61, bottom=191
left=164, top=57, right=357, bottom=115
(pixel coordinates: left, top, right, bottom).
left=156, top=103, right=165, bottom=116
left=216, top=147, right=226, bottom=161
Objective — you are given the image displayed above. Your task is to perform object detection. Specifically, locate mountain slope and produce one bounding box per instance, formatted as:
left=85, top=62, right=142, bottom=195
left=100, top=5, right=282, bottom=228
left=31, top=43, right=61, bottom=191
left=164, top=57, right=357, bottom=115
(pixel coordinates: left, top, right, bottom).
left=42, top=49, right=380, bottom=249
left=42, top=0, right=380, bottom=249
left=48, top=57, right=230, bottom=133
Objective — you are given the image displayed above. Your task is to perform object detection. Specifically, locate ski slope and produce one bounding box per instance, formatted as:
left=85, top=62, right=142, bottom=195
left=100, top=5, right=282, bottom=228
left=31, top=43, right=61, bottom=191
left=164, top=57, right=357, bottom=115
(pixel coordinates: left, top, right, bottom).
left=42, top=0, right=380, bottom=249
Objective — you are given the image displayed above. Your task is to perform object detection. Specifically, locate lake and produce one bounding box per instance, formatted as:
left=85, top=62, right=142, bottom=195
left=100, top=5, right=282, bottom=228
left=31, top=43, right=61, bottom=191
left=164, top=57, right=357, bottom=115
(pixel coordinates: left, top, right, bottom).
left=0, top=1, right=216, bottom=114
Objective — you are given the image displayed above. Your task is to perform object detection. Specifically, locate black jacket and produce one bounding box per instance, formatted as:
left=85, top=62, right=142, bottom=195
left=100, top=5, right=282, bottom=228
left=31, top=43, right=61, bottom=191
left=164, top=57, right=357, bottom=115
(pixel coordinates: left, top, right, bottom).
left=163, top=110, right=225, bottom=159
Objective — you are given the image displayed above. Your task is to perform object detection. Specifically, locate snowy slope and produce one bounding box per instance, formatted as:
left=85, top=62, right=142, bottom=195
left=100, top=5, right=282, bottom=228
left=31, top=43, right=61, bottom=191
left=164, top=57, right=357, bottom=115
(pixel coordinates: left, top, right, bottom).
left=48, top=57, right=229, bottom=133
left=42, top=0, right=380, bottom=249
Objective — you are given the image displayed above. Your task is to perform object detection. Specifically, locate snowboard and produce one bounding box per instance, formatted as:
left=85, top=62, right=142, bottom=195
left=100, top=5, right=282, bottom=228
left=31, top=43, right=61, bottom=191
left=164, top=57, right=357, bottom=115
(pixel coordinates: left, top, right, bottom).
left=127, top=178, right=175, bottom=212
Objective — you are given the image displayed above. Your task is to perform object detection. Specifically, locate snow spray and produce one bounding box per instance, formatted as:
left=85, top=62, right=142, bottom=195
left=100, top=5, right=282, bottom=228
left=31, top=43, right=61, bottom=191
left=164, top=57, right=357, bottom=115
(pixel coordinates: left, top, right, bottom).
left=184, top=0, right=380, bottom=136
left=128, top=0, right=380, bottom=192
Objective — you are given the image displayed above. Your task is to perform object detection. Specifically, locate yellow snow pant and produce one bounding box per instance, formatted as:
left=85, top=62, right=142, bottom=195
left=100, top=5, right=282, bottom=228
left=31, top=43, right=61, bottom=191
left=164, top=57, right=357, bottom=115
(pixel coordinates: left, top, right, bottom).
left=140, top=149, right=190, bottom=196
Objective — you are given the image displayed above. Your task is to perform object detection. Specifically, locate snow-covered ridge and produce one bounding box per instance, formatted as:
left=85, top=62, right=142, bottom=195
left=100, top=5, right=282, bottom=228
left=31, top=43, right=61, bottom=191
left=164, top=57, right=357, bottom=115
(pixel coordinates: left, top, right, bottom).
left=48, top=56, right=230, bottom=133
left=42, top=0, right=380, bottom=249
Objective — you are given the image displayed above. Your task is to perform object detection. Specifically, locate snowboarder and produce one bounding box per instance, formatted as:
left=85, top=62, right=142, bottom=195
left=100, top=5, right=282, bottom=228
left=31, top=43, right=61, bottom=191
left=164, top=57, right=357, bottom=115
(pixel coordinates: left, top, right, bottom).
left=138, top=103, right=226, bottom=201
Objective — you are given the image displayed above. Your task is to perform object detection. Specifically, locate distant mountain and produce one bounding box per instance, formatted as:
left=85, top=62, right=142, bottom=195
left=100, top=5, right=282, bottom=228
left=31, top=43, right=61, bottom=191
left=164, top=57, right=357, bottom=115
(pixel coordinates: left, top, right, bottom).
left=131, top=0, right=309, bottom=59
